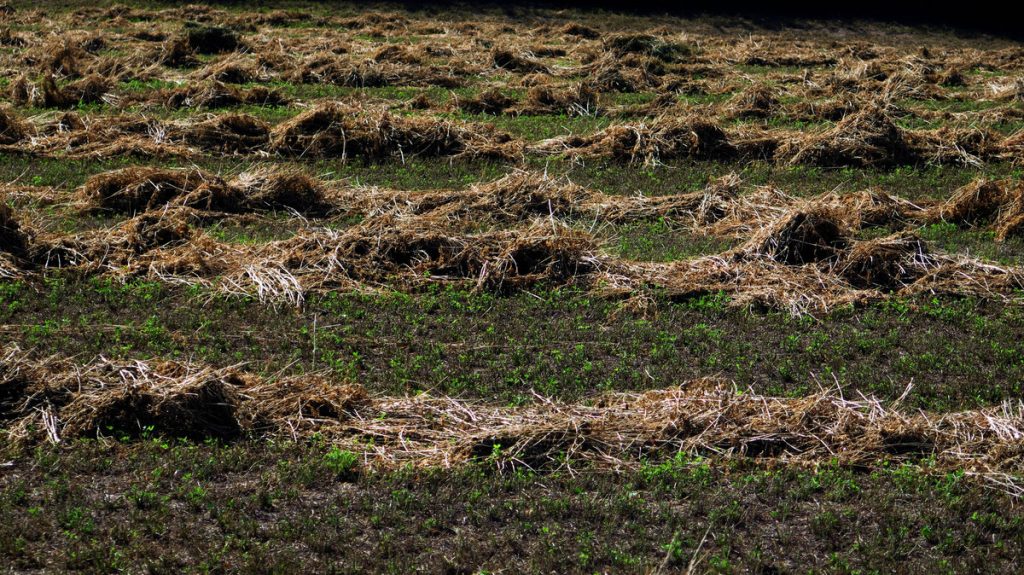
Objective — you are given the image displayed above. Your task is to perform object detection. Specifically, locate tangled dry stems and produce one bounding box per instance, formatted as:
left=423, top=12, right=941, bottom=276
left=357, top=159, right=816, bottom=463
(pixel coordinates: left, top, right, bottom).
left=2, top=351, right=1022, bottom=494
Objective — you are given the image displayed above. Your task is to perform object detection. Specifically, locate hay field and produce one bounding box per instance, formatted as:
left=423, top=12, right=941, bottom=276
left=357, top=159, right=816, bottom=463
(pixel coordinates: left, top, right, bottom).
left=2, top=1, right=1024, bottom=572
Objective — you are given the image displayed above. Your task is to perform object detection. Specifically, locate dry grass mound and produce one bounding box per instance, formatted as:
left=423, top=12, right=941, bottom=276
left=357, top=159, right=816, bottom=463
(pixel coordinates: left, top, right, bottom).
left=12, top=74, right=112, bottom=109
left=231, top=169, right=329, bottom=214
left=561, top=23, right=600, bottom=39
left=162, top=81, right=288, bottom=109
left=183, top=23, right=242, bottom=55
left=727, top=83, right=778, bottom=119
left=776, top=104, right=915, bottom=167
left=838, top=232, right=934, bottom=290
left=739, top=208, right=848, bottom=265
left=0, top=106, right=29, bottom=144
left=118, top=208, right=198, bottom=254
left=183, top=113, right=271, bottom=153
left=243, top=375, right=368, bottom=434
left=519, top=83, right=600, bottom=116
left=933, top=179, right=1013, bottom=224
left=270, top=103, right=518, bottom=161
left=604, top=34, right=690, bottom=62
left=62, top=362, right=243, bottom=440
left=280, top=219, right=598, bottom=291
left=539, top=118, right=734, bottom=165
left=80, top=167, right=242, bottom=214
left=0, top=198, right=30, bottom=259
left=928, top=179, right=1024, bottom=241
left=456, top=87, right=516, bottom=115
left=492, top=48, right=548, bottom=74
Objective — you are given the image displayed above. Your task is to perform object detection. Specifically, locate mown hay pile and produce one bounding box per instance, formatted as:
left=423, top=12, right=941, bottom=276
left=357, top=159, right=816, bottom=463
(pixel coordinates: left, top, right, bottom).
left=0, top=198, right=30, bottom=260
left=838, top=232, right=933, bottom=290
left=603, top=33, right=690, bottom=62
left=80, top=167, right=242, bottom=213
left=492, top=48, right=548, bottom=74
left=183, top=23, right=243, bottom=55
left=776, top=104, right=915, bottom=167
left=456, top=87, right=516, bottom=115
left=5, top=352, right=1023, bottom=492
left=270, top=103, right=518, bottom=161
left=183, top=113, right=271, bottom=153
left=928, top=179, right=1024, bottom=241
left=537, top=117, right=734, bottom=165
left=161, top=82, right=288, bottom=109
left=0, top=106, right=28, bottom=144
left=739, top=208, right=848, bottom=265
left=727, top=83, right=778, bottom=119
left=276, top=219, right=599, bottom=291
left=11, top=74, right=112, bottom=109
left=520, top=83, right=600, bottom=116
left=116, top=207, right=198, bottom=254
left=231, top=169, right=328, bottom=214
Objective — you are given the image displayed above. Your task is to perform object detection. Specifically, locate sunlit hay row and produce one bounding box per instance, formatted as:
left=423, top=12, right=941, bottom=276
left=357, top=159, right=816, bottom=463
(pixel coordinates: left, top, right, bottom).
left=0, top=101, right=1020, bottom=167
left=0, top=103, right=523, bottom=161
left=3, top=3, right=1022, bottom=105
left=331, top=170, right=742, bottom=228
left=3, top=351, right=1022, bottom=493
left=534, top=104, right=1016, bottom=167
left=4, top=169, right=1024, bottom=314
left=72, top=167, right=1021, bottom=247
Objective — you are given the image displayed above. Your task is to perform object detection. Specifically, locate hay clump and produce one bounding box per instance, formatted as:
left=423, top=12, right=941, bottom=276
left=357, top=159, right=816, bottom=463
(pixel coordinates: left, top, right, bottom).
left=928, top=179, right=1024, bottom=242
left=838, top=232, right=934, bottom=290
left=278, top=219, right=598, bottom=291
left=372, top=44, right=422, bottom=65
left=183, top=23, right=242, bottom=54
left=0, top=106, right=29, bottom=144
left=57, top=361, right=246, bottom=440
left=0, top=198, right=31, bottom=260
left=776, top=104, right=915, bottom=167
left=243, top=376, right=368, bottom=434
left=231, top=169, right=329, bottom=214
left=561, top=23, right=600, bottom=39
left=162, top=81, right=289, bottom=109
left=196, top=55, right=267, bottom=84
left=604, top=34, right=690, bottom=62
left=182, top=113, right=270, bottom=153
left=80, top=167, right=243, bottom=214
left=520, top=83, right=600, bottom=116
left=538, top=118, right=733, bottom=165
left=118, top=208, right=198, bottom=253
left=456, top=87, right=516, bottom=115
left=19, top=74, right=113, bottom=109
left=932, top=179, right=1014, bottom=225
left=727, top=83, right=778, bottom=119
left=492, top=48, right=548, bottom=74
left=160, top=36, right=199, bottom=67
left=739, top=208, right=848, bottom=265
left=270, top=103, right=518, bottom=161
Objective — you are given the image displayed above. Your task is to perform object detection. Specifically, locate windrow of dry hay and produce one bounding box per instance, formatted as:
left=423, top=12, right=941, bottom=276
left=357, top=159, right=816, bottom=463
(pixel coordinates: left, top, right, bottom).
left=2, top=350, right=1022, bottom=493
left=2, top=169, right=1023, bottom=315
left=0, top=3, right=1022, bottom=171
left=0, top=103, right=1016, bottom=166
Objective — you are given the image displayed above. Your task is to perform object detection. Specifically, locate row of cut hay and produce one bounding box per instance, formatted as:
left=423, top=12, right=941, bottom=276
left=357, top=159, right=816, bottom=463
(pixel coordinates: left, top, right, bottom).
left=7, top=168, right=1024, bottom=314
left=333, top=170, right=740, bottom=228
left=535, top=105, right=1019, bottom=167
left=455, top=83, right=602, bottom=117
left=4, top=351, right=1023, bottom=494
left=268, top=102, right=521, bottom=161
left=9, top=74, right=113, bottom=109
left=1, top=102, right=1019, bottom=168
left=78, top=166, right=329, bottom=215
left=925, top=179, right=1024, bottom=241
